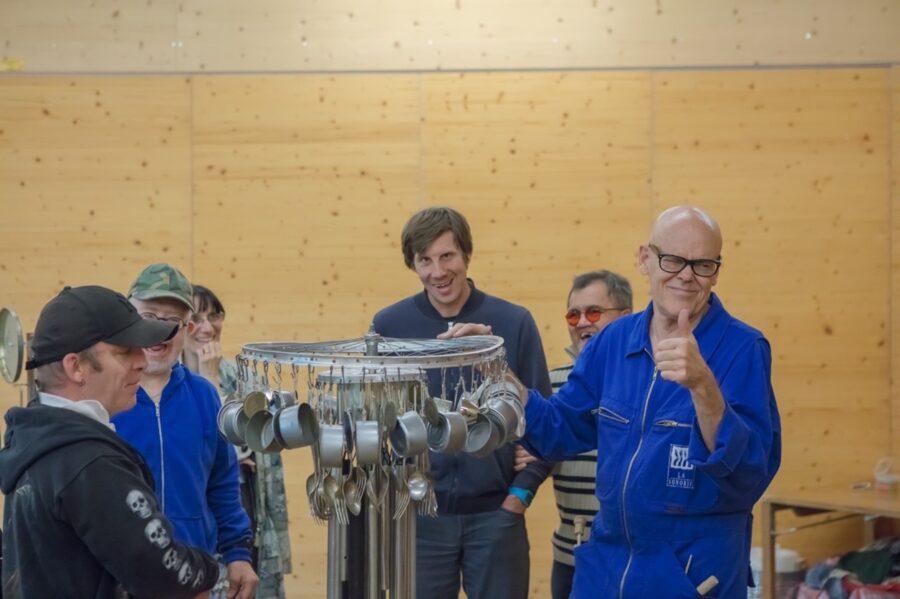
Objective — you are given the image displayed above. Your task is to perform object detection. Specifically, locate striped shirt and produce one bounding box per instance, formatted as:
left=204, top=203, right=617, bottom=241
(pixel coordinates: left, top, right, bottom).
left=550, top=359, right=600, bottom=566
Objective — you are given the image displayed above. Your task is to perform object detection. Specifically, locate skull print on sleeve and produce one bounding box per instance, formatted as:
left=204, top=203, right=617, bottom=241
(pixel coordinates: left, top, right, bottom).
left=57, top=453, right=221, bottom=598
left=126, top=489, right=153, bottom=518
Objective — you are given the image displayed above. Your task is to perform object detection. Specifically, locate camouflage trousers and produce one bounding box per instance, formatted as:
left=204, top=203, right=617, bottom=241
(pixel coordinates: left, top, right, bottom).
left=251, top=452, right=291, bottom=599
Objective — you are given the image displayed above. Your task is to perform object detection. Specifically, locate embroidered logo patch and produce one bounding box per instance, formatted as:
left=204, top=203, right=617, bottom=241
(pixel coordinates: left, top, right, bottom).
left=667, top=444, right=695, bottom=489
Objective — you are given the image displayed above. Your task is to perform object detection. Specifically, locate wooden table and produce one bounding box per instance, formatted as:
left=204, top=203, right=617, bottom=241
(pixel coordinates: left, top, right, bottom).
left=760, top=484, right=900, bottom=599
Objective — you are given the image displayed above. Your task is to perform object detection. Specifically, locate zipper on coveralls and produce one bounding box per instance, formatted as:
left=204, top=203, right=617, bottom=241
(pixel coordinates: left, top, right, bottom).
left=618, top=365, right=658, bottom=599
left=155, top=401, right=166, bottom=511
left=592, top=406, right=631, bottom=425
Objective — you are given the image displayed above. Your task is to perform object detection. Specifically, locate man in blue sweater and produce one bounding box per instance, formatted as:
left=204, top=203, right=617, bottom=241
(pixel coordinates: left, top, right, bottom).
left=372, top=206, right=553, bottom=599
left=113, top=263, right=258, bottom=599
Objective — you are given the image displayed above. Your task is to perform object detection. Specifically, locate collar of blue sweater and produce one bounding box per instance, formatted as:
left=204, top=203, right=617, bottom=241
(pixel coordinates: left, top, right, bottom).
left=412, top=278, right=486, bottom=321
left=137, top=361, right=188, bottom=404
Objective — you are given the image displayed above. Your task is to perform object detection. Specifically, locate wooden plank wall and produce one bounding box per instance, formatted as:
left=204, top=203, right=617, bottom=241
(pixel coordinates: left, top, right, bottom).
left=0, top=68, right=896, bottom=596
left=892, top=65, right=900, bottom=472
left=0, top=76, right=193, bottom=329
left=2, top=0, right=899, bottom=71
left=652, top=68, right=892, bottom=486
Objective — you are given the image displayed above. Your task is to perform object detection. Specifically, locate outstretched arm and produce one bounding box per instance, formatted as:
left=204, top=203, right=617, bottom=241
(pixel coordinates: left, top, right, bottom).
left=60, top=455, right=221, bottom=598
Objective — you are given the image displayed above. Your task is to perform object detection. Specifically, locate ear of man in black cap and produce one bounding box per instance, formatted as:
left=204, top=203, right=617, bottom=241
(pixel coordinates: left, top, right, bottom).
left=26, top=285, right=177, bottom=370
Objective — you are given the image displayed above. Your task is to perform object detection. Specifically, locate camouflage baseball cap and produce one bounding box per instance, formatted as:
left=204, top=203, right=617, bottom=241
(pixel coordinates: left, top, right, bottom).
left=128, top=263, right=194, bottom=311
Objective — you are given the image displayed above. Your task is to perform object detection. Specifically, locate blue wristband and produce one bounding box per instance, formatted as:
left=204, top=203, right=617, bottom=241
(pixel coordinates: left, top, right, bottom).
left=508, top=486, right=534, bottom=507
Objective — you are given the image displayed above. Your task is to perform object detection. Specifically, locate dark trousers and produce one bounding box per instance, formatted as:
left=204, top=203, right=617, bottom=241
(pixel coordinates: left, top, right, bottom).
left=416, top=508, right=530, bottom=599
left=551, top=559, right=575, bottom=599
left=239, top=463, right=258, bottom=567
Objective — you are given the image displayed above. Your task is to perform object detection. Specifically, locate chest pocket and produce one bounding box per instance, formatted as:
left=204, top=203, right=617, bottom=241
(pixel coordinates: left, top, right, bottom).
left=644, top=413, right=717, bottom=513
left=592, top=398, right=635, bottom=498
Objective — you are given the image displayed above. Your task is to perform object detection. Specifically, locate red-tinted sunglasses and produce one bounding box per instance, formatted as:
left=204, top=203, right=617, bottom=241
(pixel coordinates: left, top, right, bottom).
left=565, top=306, right=626, bottom=327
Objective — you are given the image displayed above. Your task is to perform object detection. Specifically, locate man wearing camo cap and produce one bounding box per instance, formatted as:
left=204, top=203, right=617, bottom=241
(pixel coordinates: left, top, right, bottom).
left=112, top=263, right=258, bottom=599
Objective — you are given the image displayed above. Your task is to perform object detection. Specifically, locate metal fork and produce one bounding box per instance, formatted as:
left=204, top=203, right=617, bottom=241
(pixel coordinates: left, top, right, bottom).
left=308, top=439, right=329, bottom=524
left=331, top=470, right=350, bottom=525
left=392, top=462, right=411, bottom=520
left=418, top=451, right=438, bottom=517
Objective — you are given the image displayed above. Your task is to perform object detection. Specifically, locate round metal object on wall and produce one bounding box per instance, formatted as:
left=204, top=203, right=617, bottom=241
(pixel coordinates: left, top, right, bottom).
left=0, top=308, right=24, bottom=384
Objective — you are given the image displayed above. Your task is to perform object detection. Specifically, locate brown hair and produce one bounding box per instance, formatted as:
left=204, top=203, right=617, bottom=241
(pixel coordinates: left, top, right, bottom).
left=400, top=206, right=473, bottom=268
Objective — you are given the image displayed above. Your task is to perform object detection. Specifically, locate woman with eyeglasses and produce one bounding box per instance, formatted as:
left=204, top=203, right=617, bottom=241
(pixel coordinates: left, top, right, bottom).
left=183, top=284, right=292, bottom=599
left=183, top=285, right=236, bottom=397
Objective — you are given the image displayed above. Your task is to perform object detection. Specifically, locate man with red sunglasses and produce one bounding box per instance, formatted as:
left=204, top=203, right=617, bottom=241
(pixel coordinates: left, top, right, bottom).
left=549, top=270, right=632, bottom=599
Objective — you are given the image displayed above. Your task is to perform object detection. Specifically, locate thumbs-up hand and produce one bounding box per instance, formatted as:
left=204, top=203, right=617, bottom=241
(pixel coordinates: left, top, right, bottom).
left=653, top=308, right=710, bottom=390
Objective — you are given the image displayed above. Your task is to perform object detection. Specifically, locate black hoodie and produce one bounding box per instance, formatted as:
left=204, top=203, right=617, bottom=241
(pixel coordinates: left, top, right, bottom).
left=0, top=404, right=219, bottom=598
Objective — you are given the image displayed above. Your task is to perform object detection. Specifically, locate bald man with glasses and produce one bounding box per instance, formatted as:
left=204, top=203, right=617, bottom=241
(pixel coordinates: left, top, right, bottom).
left=446, top=206, right=781, bottom=598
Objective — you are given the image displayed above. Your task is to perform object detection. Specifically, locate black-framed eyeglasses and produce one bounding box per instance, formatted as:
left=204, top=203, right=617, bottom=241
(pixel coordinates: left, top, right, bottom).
left=648, top=244, right=721, bottom=278
left=565, top=306, right=627, bottom=326
left=140, top=312, right=187, bottom=329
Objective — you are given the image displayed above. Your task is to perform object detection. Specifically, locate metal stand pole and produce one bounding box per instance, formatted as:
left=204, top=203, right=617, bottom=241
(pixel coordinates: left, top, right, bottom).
left=346, top=506, right=366, bottom=598
left=326, top=520, right=342, bottom=599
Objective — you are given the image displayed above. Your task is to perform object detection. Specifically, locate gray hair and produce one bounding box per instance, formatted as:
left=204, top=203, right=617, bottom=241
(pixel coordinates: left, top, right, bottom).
left=568, top=270, right=633, bottom=311
left=34, top=347, right=102, bottom=392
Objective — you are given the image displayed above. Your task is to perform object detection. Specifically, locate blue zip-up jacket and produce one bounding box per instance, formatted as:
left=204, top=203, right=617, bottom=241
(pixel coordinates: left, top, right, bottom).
left=522, top=294, right=781, bottom=599
left=373, top=280, right=554, bottom=514
left=112, top=362, right=252, bottom=564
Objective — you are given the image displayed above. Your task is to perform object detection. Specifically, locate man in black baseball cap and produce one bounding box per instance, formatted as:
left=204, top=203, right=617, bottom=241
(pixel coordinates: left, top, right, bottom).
left=27, top=284, right=178, bottom=370
left=0, top=284, right=222, bottom=598
left=26, top=285, right=179, bottom=417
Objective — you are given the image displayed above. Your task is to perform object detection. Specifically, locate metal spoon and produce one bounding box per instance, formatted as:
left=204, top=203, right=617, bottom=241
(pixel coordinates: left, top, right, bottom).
left=407, top=459, right=429, bottom=502
left=322, top=472, right=346, bottom=524
left=343, top=470, right=362, bottom=516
